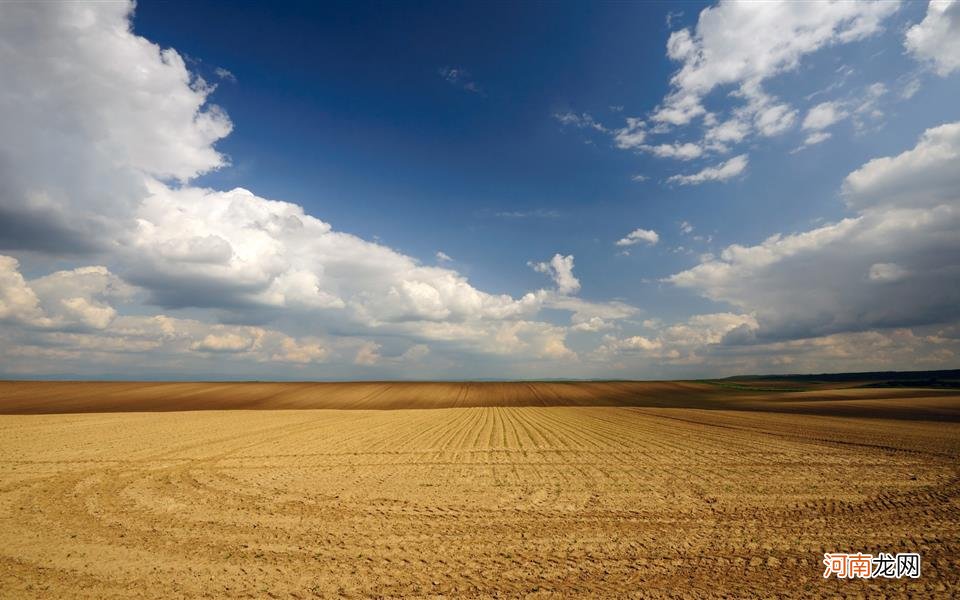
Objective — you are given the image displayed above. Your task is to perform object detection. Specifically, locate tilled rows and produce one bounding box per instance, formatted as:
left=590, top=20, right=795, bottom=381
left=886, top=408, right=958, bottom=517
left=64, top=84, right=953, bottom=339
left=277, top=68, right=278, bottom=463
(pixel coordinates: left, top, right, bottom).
left=0, top=406, right=957, bottom=598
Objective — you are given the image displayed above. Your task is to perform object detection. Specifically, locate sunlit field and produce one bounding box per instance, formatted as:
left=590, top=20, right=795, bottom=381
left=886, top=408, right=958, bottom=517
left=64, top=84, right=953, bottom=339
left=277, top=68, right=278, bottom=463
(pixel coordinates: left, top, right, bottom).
left=2, top=381, right=958, bottom=598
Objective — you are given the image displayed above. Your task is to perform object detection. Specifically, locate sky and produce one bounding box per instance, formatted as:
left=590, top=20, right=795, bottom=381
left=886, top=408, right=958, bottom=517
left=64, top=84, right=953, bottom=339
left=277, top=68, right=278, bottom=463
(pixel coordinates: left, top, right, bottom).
left=0, top=0, right=959, bottom=380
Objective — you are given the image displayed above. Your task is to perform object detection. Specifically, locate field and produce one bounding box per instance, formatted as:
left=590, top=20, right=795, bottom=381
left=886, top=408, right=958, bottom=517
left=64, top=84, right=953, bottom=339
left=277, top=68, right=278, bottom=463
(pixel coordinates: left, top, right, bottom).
left=1, top=380, right=959, bottom=598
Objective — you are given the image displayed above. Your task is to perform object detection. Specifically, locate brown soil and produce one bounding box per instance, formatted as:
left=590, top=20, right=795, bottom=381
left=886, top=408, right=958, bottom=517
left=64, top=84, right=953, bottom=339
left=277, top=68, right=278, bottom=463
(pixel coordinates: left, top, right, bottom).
left=2, top=380, right=958, bottom=420
left=1, top=382, right=958, bottom=597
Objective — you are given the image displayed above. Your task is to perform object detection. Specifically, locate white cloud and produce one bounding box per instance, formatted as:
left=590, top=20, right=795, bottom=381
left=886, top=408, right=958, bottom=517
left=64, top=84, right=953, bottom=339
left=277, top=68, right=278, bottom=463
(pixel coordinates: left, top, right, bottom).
left=595, top=312, right=759, bottom=362
left=439, top=66, right=482, bottom=93
left=640, top=142, right=704, bottom=160
left=733, top=84, right=800, bottom=138
left=704, top=118, right=750, bottom=147
left=802, top=101, right=848, bottom=131
left=399, top=344, right=430, bottom=362
left=613, top=117, right=647, bottom=149
left=435, top=251, right=452, bottom=262
left=667, top=154, right=748, bottom=185
left=793, top=131, right=833, bottom=153
left=679, top=221, right=694, bottom=234
left=905, top=0, right=960, bottom=76
left=615, top=228, right=660, bottom=247
left=191, top=332, right=261, bottom=353
left=214, top=67, right=237, bottom=83
left=655, top=1, right=899, bottom=125
left=354, top=341, right=382, bottom=365
left=668, top=121, right=960, bottom=341
left=595, top=316, right=959, bottom=376
left=0, top=2, right=649, bottom=378
left=614, top=1, right=899, bottom=169
left=554, top=111, right=608, bottom=132
left=272, top=337, right=329, bottom=364
left=0, top=2, right=232, bottom=253
left=0, top=256, right=47, bottom=327
left=529, top=254, right=580, bottom=295
left=842, top=121, right=960, bottom=210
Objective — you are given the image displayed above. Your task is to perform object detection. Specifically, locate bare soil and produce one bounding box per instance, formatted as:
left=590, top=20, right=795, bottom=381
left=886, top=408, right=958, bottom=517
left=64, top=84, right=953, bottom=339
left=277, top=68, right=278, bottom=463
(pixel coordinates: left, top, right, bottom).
left=1, top=382, right=958, bottom=597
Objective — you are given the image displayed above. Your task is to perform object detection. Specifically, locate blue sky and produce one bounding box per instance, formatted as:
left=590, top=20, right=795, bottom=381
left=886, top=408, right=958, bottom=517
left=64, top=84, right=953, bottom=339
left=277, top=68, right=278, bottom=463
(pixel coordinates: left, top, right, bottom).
left=1, top=1, right=959, bottom=379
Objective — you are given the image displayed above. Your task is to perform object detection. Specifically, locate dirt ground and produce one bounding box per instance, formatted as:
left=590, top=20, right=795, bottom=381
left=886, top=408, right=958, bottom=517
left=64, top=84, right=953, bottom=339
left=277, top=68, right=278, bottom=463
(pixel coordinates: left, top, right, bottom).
left=1, top=383, right=958, bottom=597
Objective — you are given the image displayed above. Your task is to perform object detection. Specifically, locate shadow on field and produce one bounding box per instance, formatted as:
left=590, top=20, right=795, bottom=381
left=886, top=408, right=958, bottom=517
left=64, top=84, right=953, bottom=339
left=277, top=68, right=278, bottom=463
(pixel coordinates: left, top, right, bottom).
left=1, top=378, right=959, bottom=421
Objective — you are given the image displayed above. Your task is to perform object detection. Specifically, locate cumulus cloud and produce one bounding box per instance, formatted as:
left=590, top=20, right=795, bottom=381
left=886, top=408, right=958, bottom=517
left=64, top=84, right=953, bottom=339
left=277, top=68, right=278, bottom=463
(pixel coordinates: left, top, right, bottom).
left=0, top=2, right=649, bottom=378
left=354, top=341, right=382, bottom=365
left=842, top=121, right=960, bottom=210
left=613, top=118, right=647, bottom=149
left=595, top=314, right=959, bottom=376
left=667, top=121, right=960, bottom=342
left=595, top=313, right=759, bottom=363
left=905, top=0, right=960, bottom=76
left=0, top=256, right=47, bottom=327
left=615, top=228, right=660, bottom=247
left=191, top=332, right=261, bottom=353
left=667, top=154, right=748, bottom=185
left=597, top=1, right=898, bottom=173
left=272, top=337, right=329, bottom=364
left=0, top=2, right=232, bottom=253
left=654, top=1, right=899, bottom=127
left=529, top=254, right=581, bottom=295
left=0, top=256, right=337, bottom=371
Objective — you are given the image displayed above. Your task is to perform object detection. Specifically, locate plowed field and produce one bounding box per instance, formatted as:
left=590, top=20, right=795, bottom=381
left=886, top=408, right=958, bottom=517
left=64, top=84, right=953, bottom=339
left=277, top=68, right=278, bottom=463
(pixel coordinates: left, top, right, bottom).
left=1, top=382, right=958, bottom=597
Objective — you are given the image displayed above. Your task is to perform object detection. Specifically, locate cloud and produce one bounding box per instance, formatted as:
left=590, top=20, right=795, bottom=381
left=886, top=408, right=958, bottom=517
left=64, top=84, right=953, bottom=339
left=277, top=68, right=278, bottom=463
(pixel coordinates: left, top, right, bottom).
left=792, top=131, right=833, bottom=153
left=679, top=221, right=694, bottom=234
left=654, top=1, right=899, bottom=127
left=435, top=251, right=452, bottom=262
left=553, top=111, right=608, bottom=132
left=439, top=66, right=482, bottom=93
left=615, top=228, right=660, bottom=247
left=704, top=118, right=750, bottom=147
left=214, top=67, right=237, bottom=83
left=802, top=101, right=848, bottom=131
left=595, top=1, right=898, bottom=169
left=613, top=117, right=646, bottom=149
left=191, top=332, right=261, bottom=353
left=595, top=312, right=759, bottom=362
left=868, top=262, right=909, bottom=283
left=0, top=2, right=232, bottom=253
left=0, top=256, right=47, bottom=327
left=639, top=142, right=704, bottom=160
left=354, top=341, right=382, bottom=365
left=842, top=121, right=960, bottom=210
left=667, top=154, right=748, bottom=185
left=793, top=84, right=886, bottom=151
left=595, top=314, right=959, bottom=376
left=668, top=121, right=960, bottom=342
left=493, top=209, right=561, bottom=219
left=529, top=254, right=580, bottom=295
left=399, top=344, right=430, bottom=362
left=905, top=0, right=960, bottom=76
left=272, top=337, right=329, bottom=364
left=1, top=2, right=642, bottom=378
